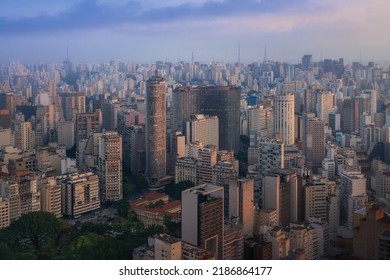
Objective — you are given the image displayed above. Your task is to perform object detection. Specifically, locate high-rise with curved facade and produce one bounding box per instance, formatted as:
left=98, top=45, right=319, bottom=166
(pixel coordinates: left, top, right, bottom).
left=274, top=93, right=295, bottom=146
left=146, top=75, right=166, bottom=187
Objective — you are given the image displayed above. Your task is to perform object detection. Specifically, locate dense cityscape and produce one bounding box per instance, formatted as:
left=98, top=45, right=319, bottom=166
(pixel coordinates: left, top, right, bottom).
left=0, top=54, right=389, bottom=260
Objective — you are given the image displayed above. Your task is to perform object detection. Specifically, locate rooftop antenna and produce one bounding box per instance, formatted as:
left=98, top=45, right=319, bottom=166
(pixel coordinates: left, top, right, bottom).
left=238, top=41, right=241, bottom=64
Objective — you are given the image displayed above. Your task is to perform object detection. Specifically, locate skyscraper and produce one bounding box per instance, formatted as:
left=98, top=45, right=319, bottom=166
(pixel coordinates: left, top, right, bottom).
left=247, top=104, right=273, bottom=147
left=316, top=91, right=335, bottom=125
left=263, top=169, right=298, bottom=226
left=228, top=178, right=255, bottom=236
left=146, top=75, right=167, bottom=188
left=98, top=131, right=122, bottom=202
left=186, top=114, right=219, bottom=149
left=172, top=86, right=240, bottom=152
left=14, top=121, right=34, bottom=152
left=339, top=168, right=367, bottom=230
left=172, top=86, right=199, bottom=134
left=303, top=114, right=325, bottom=173
left=274, top=93, right=295, bottom=146
left=199, top=86, right=241, bottom=152
left=182, top=184, right=224, bottom=259
left=302, top=55, right=312, bottom=70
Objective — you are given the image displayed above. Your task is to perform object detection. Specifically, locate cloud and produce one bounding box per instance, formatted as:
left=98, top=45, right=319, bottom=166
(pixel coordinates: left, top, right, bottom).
left=0, top=0, right=322, bottom=35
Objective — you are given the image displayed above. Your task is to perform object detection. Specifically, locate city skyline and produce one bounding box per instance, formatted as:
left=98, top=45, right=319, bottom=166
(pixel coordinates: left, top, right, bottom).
left=1, top=0, right=390, bottom=64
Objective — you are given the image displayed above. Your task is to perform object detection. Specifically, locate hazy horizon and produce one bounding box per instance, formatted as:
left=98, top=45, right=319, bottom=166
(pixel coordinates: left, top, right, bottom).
left=1, top=0, right=390, bottom=65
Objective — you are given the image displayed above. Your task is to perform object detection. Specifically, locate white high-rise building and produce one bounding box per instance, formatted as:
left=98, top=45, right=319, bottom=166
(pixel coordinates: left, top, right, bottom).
left=258, top=138, right=285, bottom=175
left=247, top=105, right=272, bottom=147
left=274, top=93, right=295, bottom=146
left=317, top=91, right=334, bottom=125
left=14, top=121, right=34, bottom=152
left=340, top=168, right=367, bottom=230
left=186, top=114, right=219, bottom=150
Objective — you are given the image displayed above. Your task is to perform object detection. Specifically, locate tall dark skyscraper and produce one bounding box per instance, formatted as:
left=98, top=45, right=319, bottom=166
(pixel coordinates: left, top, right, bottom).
left=146, top=75, right=167, bottom=188
left=199, top=86, right=241, bottom=152
left=172, top=86, right=241, bottom=153
left=172, top=86, right=200, bottom=134
left=302, top=55, right=312, bottom=70
left=303, top=113, right=325, bottom=173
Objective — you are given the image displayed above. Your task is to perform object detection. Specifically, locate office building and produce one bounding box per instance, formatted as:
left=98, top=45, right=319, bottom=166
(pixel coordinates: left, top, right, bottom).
left=172, top=86, right=199, bottom=134
left=40, top=176, right=62, bottom=218
left=167, top=131, right=185, bottom=174
left=98, top=131, right=122, bottom=202
left=0, top=197, right=10, bottom=229
left=182, top=184, right=224, bottom=259
left=186, top=114, right=219, bottom=150
left=175, top=157, right=197, bottom=184
left=199, top=86, right=241, bottom=152
left=197, top=145, right=217, bottom=184
left=305, top=176, right=328, bottom=221
left=303, top=114, right=325, bottom=173
left=375, top=170, right=390, bottom=198
left=247, top=105, right=272, bottom=147
left=263, top=169, right=298, bottom=226
left=353, top=204, right=390, bottom=259
left=274, top=93, right=295, bottom=146
left=316, top=91, right=334, bottom=125
left=340, top=168, right=367, bottom=230
left=223, top=220, right=244, bottom=260
left=60, top=92, right=86, bottom=120
left=228, top=178, right=255, bottom=236
left=378, top=230, right=390, bottom=260
left=14, top=121, right=34, bottom=152
left=310, top=218, right=330, bottom=257
left=302, top=55, right=312, bottom=70
left=287, top=223, right=319, bottom=260
left=258, top=138, right=285, bottom=174
left=57, top=120, right=75, bottom=149
left=102, top=102, right=120, bottom=131
left=61, top=172, right=100, bottom=218
left=76, top=110, right=102, bottom=147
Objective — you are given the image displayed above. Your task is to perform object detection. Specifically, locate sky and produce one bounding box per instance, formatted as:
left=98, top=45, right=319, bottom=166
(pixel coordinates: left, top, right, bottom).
left=0, top=0, right=389, bottom=64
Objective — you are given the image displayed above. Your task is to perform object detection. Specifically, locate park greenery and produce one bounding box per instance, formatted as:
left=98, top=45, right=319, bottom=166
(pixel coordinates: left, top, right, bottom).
left=0, top=209, right=164, bottom=260
left=0, top=175, right=192, bottom=259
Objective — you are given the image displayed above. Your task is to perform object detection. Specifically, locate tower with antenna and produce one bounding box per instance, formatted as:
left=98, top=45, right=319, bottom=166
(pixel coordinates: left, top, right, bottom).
left=238, top=41, right=241, bottom=64
left=264, top=44, right=267, bottom=63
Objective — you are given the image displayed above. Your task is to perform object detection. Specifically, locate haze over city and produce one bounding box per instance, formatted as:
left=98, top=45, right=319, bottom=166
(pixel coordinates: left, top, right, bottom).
left=1, top=0, right=390, bottom=64
left=1, top=0, right=390, bottom=263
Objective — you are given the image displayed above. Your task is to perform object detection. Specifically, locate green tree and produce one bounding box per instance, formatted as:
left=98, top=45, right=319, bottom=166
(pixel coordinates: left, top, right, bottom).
left=165, top=180, right=194, bottom=200
left=8, top=211, right=60, bottom=252
left=117, top=199, right=130, bottom=218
